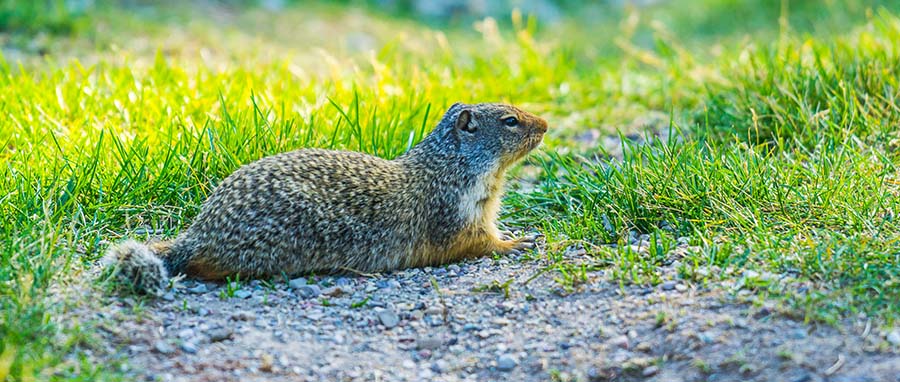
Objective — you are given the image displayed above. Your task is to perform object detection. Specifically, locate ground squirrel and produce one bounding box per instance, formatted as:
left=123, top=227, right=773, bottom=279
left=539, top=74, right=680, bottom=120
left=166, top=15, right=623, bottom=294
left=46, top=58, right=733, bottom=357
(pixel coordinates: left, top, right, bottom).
left=104, top=102, right=548, bottom=295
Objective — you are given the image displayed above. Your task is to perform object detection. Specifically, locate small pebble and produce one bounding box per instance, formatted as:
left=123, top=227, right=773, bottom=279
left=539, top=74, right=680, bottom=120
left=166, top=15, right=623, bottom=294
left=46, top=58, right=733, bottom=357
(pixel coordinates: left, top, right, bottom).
left=417, top=336, right=442, bottom=350
left=335, top=277, right=352, bottom=286
left=233, top=290, right=252, bottom=299
left=611, top=335, right=629, bottom=349
left=788, top=329, right=808, bottom=340
left=322, top=286, right=347, bottom=297
left=661, top=281, right=677, bottom=291
left=642, top=365, right=659, bottom=377
left=231, top=311, right=256, bottom=321
left=295, top=285, right=321, bottom=299
left=431, top=359, right=450, bottom=373
left=497, top=355, right=517, bottom=371
left=289, top=278, right=308, bottom=289
left=162, top=292, right=175, bottom=301
left=378, top=310, right=400, bottom=329
left=887, top=330, right=900, bottom=346
left=208, top=328, right=234, bottom=342
left=635, top=342, right=652, bottom=352
left=180, top=342, right=198, bottom=354
left=259, top=353, right=275, bottom=373
left=153, top=340, right=175, bottom=355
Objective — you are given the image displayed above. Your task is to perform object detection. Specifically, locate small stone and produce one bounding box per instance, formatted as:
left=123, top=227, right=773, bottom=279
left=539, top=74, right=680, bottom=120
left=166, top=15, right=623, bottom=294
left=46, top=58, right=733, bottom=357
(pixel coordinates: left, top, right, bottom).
left=197, top=308, right=210, bottom=316
left=675, top=284, right=687, bottom=292
left=642, top=365, right=659, bottom=377
left=162, top=292, right=175, bottom=301
left=322, top=286, right=347, bottom=297
left=188, top=284, right=208, bottom=294
left=208, top=328, right=234, bottom=342
left=233, top=290, right=252, bottom=299
left=417, top=336, right=442, bottom=350
left=154, top=340, right=175, bottom=354
left=497, top=355, right=517, bottom=371
left=295, top=285, right=321, bottom=299
left=788, top=329, right=808, bottom=340
left=231, top=311, right=256, bottom=321
left=180, top=342, right=198, bottom=354
left=661, top=281, right=677, bottom=291
left=887, top=330, right=900, bottom=346
left=431, top=359, right=450, bottom=373
left=462, top=323, right=480, bottom=332
left=176, top=329, right=194, bottom=339
left=611, top=335, right=629, bottom=349
left=378, top=310, right=400, bottom=328
left=259, top=353, right=275, bottom=373
left=288, top=278, right=308, bottom=289
left=426, top=316, right=444, bottom=326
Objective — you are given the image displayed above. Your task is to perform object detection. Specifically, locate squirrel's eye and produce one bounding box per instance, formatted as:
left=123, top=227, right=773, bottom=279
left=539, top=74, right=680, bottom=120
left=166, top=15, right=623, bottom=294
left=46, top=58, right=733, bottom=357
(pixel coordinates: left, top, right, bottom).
left=502, top=117, right=519, bottom=127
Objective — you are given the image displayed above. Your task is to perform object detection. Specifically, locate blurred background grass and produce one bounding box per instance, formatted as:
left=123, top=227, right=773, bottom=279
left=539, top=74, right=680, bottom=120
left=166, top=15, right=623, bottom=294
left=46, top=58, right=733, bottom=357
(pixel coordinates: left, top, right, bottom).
left=1, top=0, right=899, bottom=380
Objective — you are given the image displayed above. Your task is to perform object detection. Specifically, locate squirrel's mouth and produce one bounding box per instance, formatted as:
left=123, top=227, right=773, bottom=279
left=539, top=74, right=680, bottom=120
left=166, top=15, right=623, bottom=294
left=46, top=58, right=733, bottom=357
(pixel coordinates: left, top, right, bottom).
left=526, top=133, right=544, bottom=151
left=513, top=134, right=544, bottom=161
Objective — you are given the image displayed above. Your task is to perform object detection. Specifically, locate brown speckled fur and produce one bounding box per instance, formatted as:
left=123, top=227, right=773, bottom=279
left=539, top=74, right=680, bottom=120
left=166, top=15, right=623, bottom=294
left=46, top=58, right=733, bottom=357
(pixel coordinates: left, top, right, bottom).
left=105, top=102, right=547, bottom=294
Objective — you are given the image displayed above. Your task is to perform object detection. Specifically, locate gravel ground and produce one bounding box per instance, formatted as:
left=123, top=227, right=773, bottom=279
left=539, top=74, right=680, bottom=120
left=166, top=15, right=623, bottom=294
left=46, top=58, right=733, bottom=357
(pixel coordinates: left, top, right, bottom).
left=67, top=236, right=899, bottom=382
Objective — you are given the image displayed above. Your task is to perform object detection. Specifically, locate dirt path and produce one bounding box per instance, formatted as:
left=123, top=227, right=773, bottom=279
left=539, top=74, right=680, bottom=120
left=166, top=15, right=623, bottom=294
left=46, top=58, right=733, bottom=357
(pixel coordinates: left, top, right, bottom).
left=69, top=239, right=899, bottom=382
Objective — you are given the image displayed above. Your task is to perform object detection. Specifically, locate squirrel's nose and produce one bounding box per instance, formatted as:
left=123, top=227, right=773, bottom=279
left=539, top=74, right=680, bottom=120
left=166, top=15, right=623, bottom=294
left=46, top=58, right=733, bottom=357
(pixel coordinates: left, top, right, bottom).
left=534, top=117, right=548, bottom=134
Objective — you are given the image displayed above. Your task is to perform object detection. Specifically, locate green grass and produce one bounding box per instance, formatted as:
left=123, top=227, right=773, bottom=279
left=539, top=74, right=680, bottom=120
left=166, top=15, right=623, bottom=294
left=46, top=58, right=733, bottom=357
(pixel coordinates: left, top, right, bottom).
left=1, top=0, right=900, bottom=380
left=0, top=0, right=85, bottom=34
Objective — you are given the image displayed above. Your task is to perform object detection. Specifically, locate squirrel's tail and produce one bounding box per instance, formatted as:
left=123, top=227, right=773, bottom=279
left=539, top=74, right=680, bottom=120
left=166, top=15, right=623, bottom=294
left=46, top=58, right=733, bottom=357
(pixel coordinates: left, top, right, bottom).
left=102, top=239, right=173, bottom=296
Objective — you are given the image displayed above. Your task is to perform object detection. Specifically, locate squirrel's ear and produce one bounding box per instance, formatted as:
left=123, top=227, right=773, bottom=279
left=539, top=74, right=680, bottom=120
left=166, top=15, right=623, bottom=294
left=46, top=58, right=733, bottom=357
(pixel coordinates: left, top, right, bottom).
left=455, top=110, right=476, bottom=133
left=447, top=102, right=465, bottom=113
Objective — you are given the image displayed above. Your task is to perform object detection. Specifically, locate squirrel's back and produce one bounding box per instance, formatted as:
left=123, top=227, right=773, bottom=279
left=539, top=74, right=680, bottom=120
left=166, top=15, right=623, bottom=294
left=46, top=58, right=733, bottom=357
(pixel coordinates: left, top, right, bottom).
left=168, top=148, right=422, bottom=278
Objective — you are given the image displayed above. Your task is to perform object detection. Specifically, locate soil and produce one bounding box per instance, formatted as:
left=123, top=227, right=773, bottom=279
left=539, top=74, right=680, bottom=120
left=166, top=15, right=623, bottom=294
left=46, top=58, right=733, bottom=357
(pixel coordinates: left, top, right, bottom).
left=66, top=238, right=900, bottom=382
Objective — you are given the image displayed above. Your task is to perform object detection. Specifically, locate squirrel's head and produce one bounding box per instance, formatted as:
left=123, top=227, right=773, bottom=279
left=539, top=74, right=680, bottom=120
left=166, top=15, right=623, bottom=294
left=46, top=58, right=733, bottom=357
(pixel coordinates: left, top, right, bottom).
left=434, top=102, right=548, bottom=170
